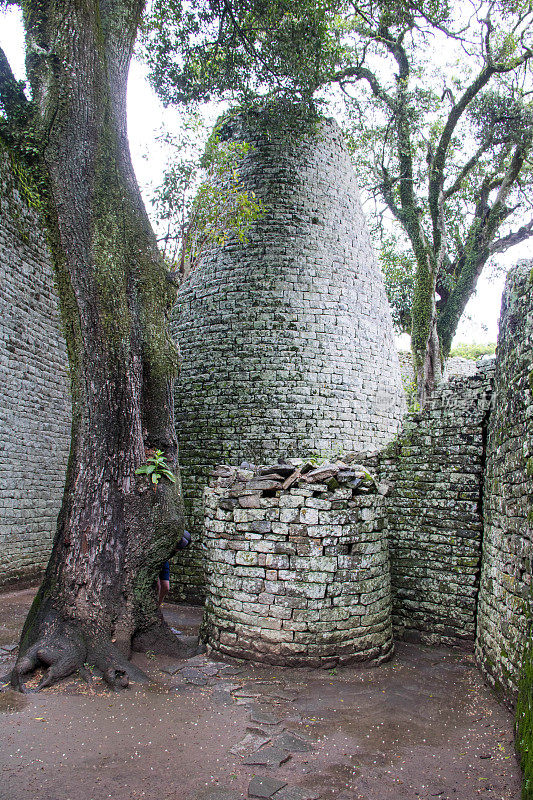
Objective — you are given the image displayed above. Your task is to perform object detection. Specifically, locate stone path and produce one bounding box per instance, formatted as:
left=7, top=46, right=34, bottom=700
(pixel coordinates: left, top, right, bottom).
left=156, top=651, right=319, bottom=798
left=0, top=591, right=522, bottom=800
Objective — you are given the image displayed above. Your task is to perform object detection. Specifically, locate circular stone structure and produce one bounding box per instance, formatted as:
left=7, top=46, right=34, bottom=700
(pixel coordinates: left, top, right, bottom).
left=171, top=104, right=405, bottom=601
left=202, top=464, right=394, bottom=666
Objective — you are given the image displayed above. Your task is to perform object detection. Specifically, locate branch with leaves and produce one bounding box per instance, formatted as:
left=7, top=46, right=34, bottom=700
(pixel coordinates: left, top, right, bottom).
left=336, top=1, right=533, bottom=402
left=149, top=115, right=263, bottom=282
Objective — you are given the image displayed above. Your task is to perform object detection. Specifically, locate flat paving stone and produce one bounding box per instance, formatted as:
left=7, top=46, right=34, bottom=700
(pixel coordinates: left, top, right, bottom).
left=184, top=675, right=208, bottom=686
left=249, top=704, right=282, bottom=726
left=211, top=689, right=234, bottom=704
left=218, top=682, right=242, bottom=693
left=234, top=688, right=262, bottom=698
left=266, top=690, right=299, bottom=702
left=197, top=789, right=244, bottom=800
left=248, top=776, right=287, bottom=798
left=217, top=665, right=244, bottom=675
left=229, top=732, right=271, bottom=756
left=182, top=667, right=207, bottom=680
left=273, top=732, right=314, bottom=753
left=160, top=663, right=183, bottom=675
left=200, top=663, right=222, bottom=676
left=242, top=747, right=292, bottom=768
left=272, top=787, right=320, bottom=800
left=180, top=655, right=210, bottom=667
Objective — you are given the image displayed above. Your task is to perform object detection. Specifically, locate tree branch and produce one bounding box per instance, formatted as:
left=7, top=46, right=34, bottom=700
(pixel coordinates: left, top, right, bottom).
left=437, top=142, right=529, bottom=356
left=443, top=137, right=494, bottom=200
left=428, top=41, right=533, bottom=254
left=489, top=218, right=533, bottom=254
left=331, top=64, right=395, bottom=109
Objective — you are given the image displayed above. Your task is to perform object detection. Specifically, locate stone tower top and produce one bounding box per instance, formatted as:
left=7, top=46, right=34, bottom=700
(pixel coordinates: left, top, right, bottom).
left=173, top=105, right=405, bottom=464
left=170, top=104, right=406, bottom=599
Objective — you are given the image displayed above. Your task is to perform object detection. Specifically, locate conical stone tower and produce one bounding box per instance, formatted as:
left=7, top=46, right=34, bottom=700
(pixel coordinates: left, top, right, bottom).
left=171, top=106, right=406, bottom=601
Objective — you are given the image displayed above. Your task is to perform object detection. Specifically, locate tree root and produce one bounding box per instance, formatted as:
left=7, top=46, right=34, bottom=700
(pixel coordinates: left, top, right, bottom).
left=10, top=609, right=150, bottom=693
left=9, top=606, right=204, bottom=693
left=132, top=616, right=204, bottom=659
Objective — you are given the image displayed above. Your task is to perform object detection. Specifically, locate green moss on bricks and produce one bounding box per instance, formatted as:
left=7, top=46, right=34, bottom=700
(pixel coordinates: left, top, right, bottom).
left=516, top=626, right=533, bottom=800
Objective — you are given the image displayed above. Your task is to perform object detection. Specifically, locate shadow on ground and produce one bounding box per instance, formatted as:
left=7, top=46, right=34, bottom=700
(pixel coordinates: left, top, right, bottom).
left=0, top=588, right=521, bottom=800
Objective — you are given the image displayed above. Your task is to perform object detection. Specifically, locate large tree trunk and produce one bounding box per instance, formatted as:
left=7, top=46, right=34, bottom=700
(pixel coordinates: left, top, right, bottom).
left=410, top=245, right=442, bottom=408
left=10, top=0, right=197, bottom=692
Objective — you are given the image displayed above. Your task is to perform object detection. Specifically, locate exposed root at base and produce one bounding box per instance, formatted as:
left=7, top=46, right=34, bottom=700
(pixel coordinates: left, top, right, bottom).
left=132, top=617, right=204, bottom=659
left=10, top=608, right=150, bottom=693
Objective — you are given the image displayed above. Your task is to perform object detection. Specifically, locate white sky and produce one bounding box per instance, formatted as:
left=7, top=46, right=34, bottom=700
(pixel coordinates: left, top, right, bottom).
left=1, top=6, right=529, bottom=347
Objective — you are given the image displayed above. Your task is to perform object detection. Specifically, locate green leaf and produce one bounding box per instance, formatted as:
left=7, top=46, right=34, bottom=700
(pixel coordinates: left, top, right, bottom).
left=161, top=470, right=177, bottom=483
left=151, top=473, right=159, bottom=484
left=135, top=466, right=150, bottom=475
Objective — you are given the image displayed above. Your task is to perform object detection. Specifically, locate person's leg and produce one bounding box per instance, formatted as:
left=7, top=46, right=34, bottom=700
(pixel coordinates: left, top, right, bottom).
left=158, top=578, right=170, bottom=606
left=157, top=560, right=171, bottom=606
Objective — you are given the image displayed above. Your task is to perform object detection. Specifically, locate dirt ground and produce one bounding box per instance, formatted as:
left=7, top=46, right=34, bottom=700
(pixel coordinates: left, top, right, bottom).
left=0, top=587, right=522, bottom=800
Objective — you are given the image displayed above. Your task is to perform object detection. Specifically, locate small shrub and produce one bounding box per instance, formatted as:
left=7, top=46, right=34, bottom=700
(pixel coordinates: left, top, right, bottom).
left=450, top=342, right=496, bottom=360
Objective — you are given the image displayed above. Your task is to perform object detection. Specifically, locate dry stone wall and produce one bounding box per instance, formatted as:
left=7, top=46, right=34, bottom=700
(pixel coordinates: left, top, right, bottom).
left=476, top=262, right=533, bottom=698
left=374, top=362, right=495, bottom=646
left=172, top=106, right=405, bottom=601
left=398, top=350, right=480, bottom=391
left=202, top=461, right=393, bottom=666
left=0, top=143, right=70, bottom=588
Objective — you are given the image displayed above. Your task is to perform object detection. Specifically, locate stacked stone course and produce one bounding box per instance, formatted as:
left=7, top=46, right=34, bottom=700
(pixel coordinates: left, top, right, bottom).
left=476, top=261, right=533, bottom=697
left=203, top=461, right=393, bottom=666
left=172, top=107, right=405, bottom=601
left=375, top=363, right=495, bottom=646
left=0, top=143, right=71, bottom=588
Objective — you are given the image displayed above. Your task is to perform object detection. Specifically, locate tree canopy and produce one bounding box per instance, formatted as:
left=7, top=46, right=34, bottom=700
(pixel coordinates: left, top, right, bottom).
left=335, top=0, right=533, bottom=401
left=143, top=0, right=533, bottom=403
